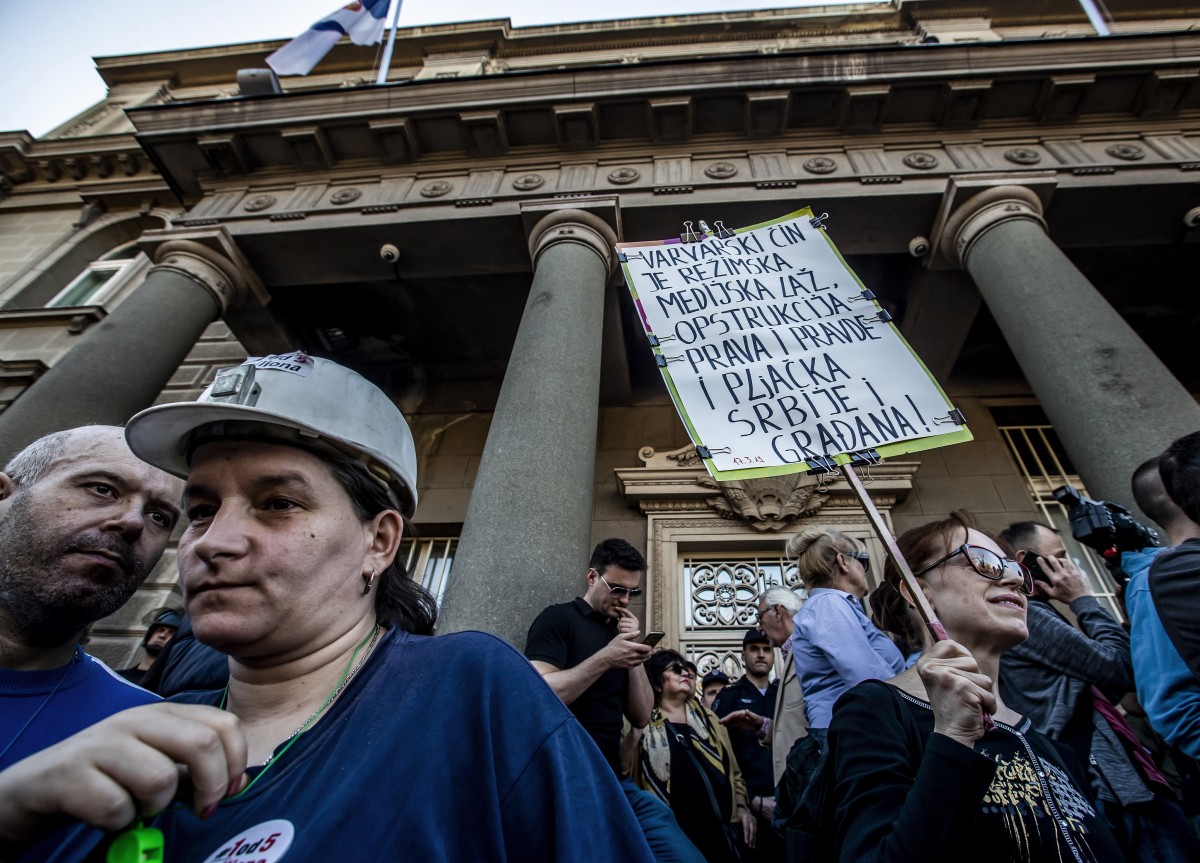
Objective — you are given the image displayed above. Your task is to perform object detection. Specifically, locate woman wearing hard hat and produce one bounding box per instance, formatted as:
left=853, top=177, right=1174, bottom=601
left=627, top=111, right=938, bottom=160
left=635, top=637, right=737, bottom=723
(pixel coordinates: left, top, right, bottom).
left=0, top=353, right=656, bottom=863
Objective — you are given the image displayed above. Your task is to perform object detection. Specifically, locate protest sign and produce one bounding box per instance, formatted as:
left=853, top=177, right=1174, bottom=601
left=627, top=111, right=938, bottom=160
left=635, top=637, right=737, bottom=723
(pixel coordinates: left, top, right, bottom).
left=617, top=208, right=971, bottom=481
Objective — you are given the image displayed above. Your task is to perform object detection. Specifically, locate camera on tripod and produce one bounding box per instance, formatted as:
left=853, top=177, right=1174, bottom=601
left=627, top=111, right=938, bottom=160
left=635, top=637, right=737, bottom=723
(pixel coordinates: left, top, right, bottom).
left=1051, top=485, right=1159, bottom=583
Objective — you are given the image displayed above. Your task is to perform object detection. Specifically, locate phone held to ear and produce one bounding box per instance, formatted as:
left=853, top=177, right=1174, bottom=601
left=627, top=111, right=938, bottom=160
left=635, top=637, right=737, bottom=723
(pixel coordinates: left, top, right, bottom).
left=640, top=631, right=666, bottom=647
left=1024, top=552, right=1052, bottom=585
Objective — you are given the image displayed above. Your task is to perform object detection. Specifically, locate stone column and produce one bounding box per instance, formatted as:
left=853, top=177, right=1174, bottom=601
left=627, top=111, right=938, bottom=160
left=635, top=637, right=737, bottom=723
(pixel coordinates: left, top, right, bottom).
left=0, top=239, right=248, bottom=458
left=438, top=209, right=617, bottom=645
left=939, top=185, right=1200, bottom=511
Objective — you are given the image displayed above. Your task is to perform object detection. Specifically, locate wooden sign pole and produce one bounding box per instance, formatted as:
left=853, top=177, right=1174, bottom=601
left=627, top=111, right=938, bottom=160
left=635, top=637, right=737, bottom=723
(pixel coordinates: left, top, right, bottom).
left=839, top=462, right=947, bottom=643
left=840, top=461, right=994, bottom=725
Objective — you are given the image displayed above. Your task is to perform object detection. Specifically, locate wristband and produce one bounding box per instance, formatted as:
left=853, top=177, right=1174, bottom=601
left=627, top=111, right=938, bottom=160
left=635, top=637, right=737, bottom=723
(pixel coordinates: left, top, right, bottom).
left=757, top=716, right=771, bottom=740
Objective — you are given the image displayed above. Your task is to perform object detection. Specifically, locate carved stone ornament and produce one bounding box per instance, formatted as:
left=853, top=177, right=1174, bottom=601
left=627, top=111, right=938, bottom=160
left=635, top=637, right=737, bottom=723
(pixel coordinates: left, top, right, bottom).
left=696, top=473, right=827, bottom=532
left=242, top=194, right=276, bottom=212
left=420, top=180, right=453, bottom=198
left=607, top=167, right=641, bottom=185
left=903, top=152, right=939, bottom=170
left=638, top=444, right=705, bottom=468
left=1105, top=143, right=1145, bottom=161
left=512, top=173, right=545, bottom=191
left=704, top=162, right=738, bottom=180
left=1004, top=147, right=1042, bottom=165
left=803, top=157, right=837, bottom=175
left=330, top=187, right=362, bottom=205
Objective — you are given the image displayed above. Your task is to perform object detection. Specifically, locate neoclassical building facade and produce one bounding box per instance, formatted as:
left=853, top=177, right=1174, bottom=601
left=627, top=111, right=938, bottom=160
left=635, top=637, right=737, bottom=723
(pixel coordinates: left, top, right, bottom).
left=1, top=0, right=1198, bottom=670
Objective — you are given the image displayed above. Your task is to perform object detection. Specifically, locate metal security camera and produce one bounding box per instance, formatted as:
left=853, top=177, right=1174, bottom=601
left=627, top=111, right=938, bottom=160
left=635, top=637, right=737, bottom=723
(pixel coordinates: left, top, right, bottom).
left=1184, top=207, right=1200, bottom=229
left=380, top=243, right=401, bottom=263
left=908, top=236, right=930, bottom=257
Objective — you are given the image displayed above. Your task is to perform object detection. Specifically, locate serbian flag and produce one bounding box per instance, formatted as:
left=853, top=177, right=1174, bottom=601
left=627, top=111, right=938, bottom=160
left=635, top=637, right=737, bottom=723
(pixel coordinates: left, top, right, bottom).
left=267, top=0, right=391, bottom=76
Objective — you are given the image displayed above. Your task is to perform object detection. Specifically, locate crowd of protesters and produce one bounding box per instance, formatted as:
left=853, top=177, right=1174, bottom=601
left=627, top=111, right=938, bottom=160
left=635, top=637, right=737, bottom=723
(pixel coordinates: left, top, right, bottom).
left=1, top=351, right=1200, bottom=863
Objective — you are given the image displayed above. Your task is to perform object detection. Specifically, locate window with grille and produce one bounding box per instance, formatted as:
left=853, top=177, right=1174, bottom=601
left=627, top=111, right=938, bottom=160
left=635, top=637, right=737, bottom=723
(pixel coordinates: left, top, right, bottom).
left=46, top=242, right=141, bottom=307
left=398, top=537, right=457, bottom=604
left=676, top=551, right=804, bottom=678
left=682, top=552, right=803, bottom=632
left=993, top=406, right=1123, bottom=619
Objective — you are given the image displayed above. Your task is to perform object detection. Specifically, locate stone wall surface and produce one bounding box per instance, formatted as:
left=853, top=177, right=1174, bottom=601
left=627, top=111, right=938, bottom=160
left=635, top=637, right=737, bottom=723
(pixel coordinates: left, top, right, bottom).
left=0, top=208, right=77, bottom=286
left=888, top=397, right=1040, bottom=538
left=87, top=321, right=245, bottom=668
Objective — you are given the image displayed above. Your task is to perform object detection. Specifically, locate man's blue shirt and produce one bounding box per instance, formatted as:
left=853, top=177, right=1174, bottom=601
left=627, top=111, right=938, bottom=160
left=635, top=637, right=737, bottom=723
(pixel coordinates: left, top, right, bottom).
left=1123, top=547, right=1200, bottom=759
left=1, top=649, right=158, bottom=771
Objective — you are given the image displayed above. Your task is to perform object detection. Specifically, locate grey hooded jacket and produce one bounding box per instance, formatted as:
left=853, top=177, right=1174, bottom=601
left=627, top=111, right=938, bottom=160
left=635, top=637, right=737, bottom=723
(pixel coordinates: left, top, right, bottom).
left=1000, top=596, right=1151, bottom=806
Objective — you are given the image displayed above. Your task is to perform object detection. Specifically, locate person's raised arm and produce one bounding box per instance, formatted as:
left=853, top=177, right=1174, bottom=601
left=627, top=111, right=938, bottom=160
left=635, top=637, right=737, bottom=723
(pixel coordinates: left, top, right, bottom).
left=620, top=609, right=654, bottom=728
left=1014, top=556, right=1133, bottom=691
left=532, top=631, right=652, bottom=707
left=830, top=642, right=1000, bottom=863
left=0, top=703, right=248, bottom=853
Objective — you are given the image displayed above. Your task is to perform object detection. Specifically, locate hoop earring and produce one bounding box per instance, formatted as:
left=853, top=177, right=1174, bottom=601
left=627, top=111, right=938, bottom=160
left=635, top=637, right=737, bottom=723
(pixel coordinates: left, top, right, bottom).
left=363, top=566, right=378, bottom=595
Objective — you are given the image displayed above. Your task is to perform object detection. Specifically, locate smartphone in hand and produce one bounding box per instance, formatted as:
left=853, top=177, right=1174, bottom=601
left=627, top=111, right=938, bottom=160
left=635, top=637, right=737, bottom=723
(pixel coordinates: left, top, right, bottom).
left=1023, top=551, right=1052, bottom=585
left=640, top=631, right=666, bottom=647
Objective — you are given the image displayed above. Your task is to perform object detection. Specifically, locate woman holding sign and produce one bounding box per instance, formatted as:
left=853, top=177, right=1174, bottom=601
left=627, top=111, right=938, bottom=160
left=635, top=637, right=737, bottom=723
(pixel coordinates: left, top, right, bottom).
left=819, top=512, right=1121, bottom=862
left=786, top=527, right=908, bottom=742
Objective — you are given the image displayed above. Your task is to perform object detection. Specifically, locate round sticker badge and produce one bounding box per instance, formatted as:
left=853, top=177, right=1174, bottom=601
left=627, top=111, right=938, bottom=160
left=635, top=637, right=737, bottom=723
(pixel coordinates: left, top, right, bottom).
left=201, top=819, right=295, bottom=863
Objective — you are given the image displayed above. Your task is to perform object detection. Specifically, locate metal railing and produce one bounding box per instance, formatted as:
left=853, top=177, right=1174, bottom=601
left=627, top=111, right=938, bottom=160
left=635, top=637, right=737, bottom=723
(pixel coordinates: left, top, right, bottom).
left=998, top=424, right=1123, bottom=619
left=399, top=537, right=457, bottom=605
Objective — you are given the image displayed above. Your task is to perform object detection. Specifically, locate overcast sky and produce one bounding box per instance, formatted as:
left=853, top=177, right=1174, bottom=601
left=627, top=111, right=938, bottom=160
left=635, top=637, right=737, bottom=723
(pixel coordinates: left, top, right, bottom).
left=0, top=1, right=861, bottom=137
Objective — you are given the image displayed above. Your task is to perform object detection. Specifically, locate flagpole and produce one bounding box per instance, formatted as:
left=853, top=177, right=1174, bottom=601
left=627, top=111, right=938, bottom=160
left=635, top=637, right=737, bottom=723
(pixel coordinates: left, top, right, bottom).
left=376, top=0, right=403, bottom=84
left=1077, top=0, right=1111, bottom=36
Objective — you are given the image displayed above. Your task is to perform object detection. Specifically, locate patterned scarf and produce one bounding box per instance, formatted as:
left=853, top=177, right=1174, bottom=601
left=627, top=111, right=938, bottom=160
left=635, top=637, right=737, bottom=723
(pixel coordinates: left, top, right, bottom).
left=636, top=699, right=730, bottom=806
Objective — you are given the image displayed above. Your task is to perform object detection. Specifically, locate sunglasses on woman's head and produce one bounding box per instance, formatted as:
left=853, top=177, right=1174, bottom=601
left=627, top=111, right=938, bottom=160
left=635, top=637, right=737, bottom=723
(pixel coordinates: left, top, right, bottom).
left=914, top=544, right=1033, bottom=595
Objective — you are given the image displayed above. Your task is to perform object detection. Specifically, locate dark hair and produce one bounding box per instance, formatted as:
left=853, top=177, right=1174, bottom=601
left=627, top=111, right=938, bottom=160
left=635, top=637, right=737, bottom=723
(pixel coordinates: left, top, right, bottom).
left=1131, top=456, right=1183, bottom=529
left=589, top=537, right=646, bottom=574
left=1160, top=431, right=1200, bottom=525
left=326, top=457, right=438, bottom=636
left=645, top=648, right=686, bottom=695
left=876, top=510, right=984, bottom=643
left=868, top=585, right=921, bottom=658
left=997, top=520, right=1056, bottom=554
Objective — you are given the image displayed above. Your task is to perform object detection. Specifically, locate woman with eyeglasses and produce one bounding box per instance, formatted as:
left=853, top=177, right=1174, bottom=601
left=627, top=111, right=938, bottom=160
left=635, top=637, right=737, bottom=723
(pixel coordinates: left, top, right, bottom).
left=816, top=511, right=1122, bottom=863
left=786, top=527, right=908, bottom=743
left=633, top=649, right=755, bottom=863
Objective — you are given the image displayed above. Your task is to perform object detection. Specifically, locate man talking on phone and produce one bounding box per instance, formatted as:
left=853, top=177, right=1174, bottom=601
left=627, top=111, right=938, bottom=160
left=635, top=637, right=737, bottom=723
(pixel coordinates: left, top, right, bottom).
left=526, top=538, right=704, bottom=863
left=998, top=521, right=1195, bottom=861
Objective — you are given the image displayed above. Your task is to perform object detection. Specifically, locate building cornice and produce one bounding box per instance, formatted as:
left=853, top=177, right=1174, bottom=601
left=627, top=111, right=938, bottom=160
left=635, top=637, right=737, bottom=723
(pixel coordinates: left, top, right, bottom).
left=0, top=132, right=167, bottom=208
left=121, top=32, right=1200, bottom=201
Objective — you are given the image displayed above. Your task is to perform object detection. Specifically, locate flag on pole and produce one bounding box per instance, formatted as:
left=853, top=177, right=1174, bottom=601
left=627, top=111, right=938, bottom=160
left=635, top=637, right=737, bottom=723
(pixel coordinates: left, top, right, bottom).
left=267, top=0, right=391, bottom=77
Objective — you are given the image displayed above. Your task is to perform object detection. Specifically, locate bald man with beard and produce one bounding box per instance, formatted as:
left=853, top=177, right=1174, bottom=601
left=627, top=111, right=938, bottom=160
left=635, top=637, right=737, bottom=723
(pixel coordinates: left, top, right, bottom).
left=0, top=426, right=182, bottom=771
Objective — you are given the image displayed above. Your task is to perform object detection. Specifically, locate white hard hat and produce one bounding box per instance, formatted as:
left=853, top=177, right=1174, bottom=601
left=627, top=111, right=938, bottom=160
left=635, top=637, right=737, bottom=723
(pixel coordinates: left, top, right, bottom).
left=125, top=352, right=418, bottom=515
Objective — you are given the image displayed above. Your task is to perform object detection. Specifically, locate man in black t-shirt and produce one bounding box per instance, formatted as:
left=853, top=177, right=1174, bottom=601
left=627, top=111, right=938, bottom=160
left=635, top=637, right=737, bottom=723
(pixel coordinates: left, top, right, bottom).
left=526, top=538, right=704, bottom=863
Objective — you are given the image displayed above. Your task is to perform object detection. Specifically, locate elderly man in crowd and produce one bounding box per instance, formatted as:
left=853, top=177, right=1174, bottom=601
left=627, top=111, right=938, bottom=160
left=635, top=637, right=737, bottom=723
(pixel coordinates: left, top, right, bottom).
left=720, top=587, right=807, bottom=787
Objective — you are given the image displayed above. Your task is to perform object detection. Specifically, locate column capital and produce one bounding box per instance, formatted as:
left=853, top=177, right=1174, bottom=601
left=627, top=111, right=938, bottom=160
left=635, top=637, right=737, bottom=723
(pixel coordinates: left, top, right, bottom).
left=937, top=184, right=1047, bottom=270
left=526, top=208, right=618, bottom=275
left=139, top=226, right=267, bottom=314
